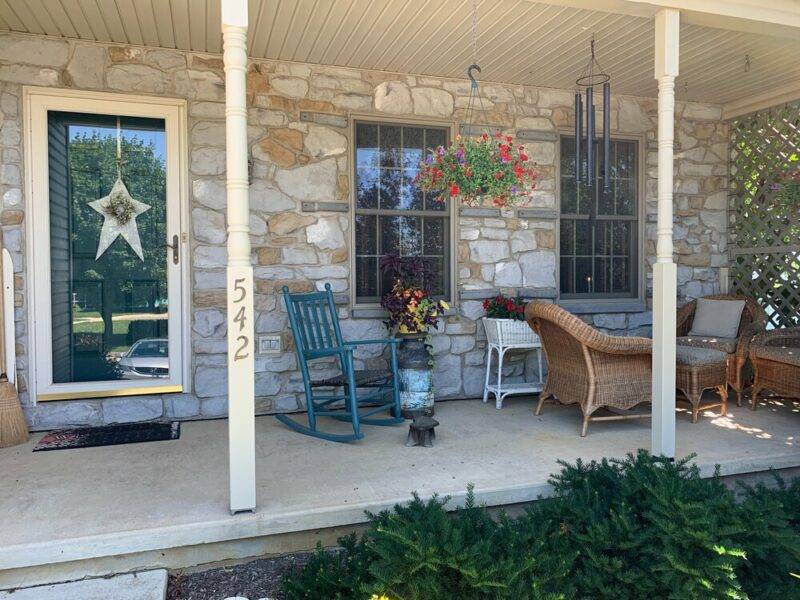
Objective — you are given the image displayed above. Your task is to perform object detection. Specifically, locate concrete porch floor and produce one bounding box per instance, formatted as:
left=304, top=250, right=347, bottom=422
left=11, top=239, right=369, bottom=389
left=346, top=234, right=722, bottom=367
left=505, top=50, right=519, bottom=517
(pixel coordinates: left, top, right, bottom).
left=1, top=396, right=798, bottom=588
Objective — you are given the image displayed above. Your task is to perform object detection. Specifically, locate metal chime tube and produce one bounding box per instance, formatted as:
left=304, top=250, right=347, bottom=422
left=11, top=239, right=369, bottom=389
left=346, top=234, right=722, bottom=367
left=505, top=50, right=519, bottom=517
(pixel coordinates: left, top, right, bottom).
left=586, top=86, right=594, bottom=187
left=603, top=82, right=611, bottom=190
left=574, top=92, right=582, bottom=184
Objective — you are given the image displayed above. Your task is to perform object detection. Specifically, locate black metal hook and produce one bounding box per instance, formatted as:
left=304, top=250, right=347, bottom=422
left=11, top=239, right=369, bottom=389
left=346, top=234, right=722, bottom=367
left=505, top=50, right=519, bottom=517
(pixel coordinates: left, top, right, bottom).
left=467, top=63, right=481, bottom=87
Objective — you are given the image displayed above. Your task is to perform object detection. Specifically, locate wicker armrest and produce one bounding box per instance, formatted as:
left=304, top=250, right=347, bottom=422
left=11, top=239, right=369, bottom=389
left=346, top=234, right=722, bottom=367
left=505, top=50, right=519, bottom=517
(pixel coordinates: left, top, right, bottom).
left=751, top=327, right=800, bottom=349
left=526, top=302, right=652, bottom=356
left=675, top=300, right=696, bottom=336
left=735, top=321, right=767, bottom=362
left=587, top=334, right=652, bottom=356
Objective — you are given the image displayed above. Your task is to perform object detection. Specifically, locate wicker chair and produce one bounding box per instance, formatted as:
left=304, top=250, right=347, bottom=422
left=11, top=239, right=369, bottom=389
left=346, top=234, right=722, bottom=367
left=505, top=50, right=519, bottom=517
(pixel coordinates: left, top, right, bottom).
left=526, top=302, right=652, bottom=437
left=750, top=328, right=800, bottom=410
left=676, top=294, right=766, bottom=403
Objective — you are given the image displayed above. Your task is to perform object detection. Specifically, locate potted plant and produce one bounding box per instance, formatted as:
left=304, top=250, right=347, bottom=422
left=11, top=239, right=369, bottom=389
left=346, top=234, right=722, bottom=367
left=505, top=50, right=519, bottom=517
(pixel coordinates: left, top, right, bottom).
left=380, top=255, right=449, bottom=417
left=414, top=131, right=538, bottom=208
left=482, top=294, right=537, bottom=346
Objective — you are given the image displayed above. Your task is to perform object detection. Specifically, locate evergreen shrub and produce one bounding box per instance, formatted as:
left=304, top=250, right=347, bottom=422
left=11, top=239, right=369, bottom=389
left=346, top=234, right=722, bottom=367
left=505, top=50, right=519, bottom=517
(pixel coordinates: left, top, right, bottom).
left=281, top=451, right=800, bottom=599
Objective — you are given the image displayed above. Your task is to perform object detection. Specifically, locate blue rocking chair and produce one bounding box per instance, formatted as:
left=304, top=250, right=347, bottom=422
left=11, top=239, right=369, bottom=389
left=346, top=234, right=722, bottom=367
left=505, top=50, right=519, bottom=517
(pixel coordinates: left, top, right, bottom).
left=277, top=283, right=404, bottom=442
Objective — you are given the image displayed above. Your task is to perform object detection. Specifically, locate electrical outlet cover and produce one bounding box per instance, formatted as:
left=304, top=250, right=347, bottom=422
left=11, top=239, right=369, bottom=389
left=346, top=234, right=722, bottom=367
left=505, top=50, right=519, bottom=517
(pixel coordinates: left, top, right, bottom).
left=257, top=335, right=282, bottom=355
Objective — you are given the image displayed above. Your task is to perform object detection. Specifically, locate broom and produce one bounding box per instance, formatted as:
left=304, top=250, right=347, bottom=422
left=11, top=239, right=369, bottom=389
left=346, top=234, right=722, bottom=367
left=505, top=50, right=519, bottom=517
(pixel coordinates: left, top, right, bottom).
left=0, top=230, right=27, bottom=448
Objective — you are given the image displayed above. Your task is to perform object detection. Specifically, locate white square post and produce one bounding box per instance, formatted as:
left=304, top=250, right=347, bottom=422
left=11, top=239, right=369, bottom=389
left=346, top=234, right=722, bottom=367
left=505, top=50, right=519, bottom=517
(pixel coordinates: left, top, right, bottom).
left=222, top=0, right=256, bottom=513
left=652, top=8, right=680, bottom=458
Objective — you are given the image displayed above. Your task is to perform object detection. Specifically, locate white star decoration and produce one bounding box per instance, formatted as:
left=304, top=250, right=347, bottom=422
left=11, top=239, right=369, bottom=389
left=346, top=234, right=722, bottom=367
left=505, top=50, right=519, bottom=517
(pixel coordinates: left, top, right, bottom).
left=89, top=177, right=151, bottom=261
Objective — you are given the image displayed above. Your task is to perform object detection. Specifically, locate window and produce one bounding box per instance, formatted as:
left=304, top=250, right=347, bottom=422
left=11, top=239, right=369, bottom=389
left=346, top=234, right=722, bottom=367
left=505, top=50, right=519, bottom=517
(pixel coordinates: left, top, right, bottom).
left=559, top=136, right=639, bottom=299
left=353, top=121, right=451, bottom=304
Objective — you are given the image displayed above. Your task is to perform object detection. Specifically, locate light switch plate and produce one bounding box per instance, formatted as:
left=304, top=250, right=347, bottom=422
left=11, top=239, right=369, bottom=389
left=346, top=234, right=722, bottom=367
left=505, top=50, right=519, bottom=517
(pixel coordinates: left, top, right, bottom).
left=257, top=335, right=282, bottom=355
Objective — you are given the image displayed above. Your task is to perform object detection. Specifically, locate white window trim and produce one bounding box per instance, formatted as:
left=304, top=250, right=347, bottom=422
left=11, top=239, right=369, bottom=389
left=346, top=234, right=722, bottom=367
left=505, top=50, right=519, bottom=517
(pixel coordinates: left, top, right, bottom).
left=347, top=113, right=459, bottom=309
left=23, top=87, right=191, bottom=402
left=555, top=129, right=647, bottom=314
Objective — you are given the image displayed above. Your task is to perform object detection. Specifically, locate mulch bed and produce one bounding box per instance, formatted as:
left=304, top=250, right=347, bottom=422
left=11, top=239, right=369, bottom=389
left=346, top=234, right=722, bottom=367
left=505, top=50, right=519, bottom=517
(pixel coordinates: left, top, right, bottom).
left=167, top=552, right=312, bottom=600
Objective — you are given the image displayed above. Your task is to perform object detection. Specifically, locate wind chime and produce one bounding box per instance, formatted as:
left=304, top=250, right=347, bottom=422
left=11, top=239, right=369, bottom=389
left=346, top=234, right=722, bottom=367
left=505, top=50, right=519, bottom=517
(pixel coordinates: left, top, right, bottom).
left=574, top=38, right=611, bottom=293
left=575, top=37, right=612, bottom=194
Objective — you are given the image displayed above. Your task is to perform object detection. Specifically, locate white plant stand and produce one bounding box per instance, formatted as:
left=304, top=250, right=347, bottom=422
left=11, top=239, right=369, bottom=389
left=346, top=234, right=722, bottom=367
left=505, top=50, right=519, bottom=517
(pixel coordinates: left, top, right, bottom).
left=482, top=318, right=544, bottom=409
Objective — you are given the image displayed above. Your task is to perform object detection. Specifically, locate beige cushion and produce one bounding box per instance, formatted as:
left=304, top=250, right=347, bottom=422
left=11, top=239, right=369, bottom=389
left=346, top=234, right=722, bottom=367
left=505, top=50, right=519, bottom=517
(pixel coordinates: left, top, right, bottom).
left=688, top=298, right=745, bottom=339
left=677, top=336, right=738, bottom=354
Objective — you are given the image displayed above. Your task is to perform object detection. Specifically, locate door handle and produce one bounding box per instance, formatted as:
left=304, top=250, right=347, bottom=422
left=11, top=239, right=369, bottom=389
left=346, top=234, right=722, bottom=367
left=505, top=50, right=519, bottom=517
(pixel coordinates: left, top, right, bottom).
left=165, top=234, right=179, bottom=265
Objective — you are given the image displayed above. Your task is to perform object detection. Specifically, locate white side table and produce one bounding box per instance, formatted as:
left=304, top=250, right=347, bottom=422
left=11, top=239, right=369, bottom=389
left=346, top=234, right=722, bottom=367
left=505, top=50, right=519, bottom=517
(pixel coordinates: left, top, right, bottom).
left=481, top=318, right=544, bottom=409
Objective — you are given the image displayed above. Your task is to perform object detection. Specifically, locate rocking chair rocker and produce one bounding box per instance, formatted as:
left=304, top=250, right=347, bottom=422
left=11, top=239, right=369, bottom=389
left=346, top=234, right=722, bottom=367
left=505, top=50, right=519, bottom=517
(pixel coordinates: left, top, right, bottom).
left=276, top=283, right=404, bottom=442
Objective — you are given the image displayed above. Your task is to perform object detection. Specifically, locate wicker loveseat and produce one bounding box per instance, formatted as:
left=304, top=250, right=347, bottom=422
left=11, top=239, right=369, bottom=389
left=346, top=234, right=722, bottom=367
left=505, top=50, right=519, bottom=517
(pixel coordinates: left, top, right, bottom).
left=750, top=327, right=800, bottom=410
left=676, top=294, right=766, bottom=403
left=526, top=302, right=652, bottom=437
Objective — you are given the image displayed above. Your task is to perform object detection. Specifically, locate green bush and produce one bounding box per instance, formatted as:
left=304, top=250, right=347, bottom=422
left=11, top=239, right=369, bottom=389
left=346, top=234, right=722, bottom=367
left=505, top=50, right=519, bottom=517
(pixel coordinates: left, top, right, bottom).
left=281, top=451, right=800, bottom=599
left=281, top=534, right=372, bottom=600
left=735, top=477, right=800, bottom=599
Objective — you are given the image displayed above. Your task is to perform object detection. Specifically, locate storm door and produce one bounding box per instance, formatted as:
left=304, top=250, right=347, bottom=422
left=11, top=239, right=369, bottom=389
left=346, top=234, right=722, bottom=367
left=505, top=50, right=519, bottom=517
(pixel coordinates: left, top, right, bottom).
left=27, top=92, right=186, bottom=401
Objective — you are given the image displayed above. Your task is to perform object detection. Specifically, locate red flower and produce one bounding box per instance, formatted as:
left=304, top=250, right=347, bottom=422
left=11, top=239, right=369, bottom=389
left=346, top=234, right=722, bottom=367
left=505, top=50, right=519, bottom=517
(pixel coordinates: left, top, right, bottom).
left=482, top=299, right=489, bottom=309
left=506, top=135, right=513, bottom=143
left=449, top=183, right=460, bottom=197
left=519, top=153, right=528, bottom=162
left=492, top=195, right=508, bottom=207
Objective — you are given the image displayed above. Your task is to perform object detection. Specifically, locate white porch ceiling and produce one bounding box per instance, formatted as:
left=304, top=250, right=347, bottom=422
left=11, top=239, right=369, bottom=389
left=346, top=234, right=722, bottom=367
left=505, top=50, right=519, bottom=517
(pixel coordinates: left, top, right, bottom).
left=0, top=0, right=798, bottom=105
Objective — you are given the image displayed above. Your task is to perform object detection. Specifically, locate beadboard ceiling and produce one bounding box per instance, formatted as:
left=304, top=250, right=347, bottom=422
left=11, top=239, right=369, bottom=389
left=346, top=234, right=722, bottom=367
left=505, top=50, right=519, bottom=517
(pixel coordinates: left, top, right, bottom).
left=0, top=0, right=798, bottom=105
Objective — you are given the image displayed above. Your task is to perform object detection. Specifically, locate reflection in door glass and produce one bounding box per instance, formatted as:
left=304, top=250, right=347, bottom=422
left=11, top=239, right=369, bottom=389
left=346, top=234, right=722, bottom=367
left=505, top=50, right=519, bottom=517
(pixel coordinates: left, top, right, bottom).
left=48, top=111, right=169, bottom=383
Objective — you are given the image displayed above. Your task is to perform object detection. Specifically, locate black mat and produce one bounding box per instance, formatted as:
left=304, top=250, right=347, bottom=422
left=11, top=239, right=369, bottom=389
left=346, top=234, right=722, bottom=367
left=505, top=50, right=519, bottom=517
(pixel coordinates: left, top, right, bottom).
left=33, top=421, right=180, bottom=451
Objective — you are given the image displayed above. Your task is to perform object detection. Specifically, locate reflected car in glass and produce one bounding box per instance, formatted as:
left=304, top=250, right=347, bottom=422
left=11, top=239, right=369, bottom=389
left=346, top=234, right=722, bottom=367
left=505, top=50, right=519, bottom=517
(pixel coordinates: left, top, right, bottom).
left=118, top=338, right=169, bottom=379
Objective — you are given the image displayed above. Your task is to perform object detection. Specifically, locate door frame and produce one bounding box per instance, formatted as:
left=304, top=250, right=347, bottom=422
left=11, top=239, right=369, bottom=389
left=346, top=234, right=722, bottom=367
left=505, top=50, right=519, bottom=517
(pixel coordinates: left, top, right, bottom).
left=23, top=87, right=191, bottom=402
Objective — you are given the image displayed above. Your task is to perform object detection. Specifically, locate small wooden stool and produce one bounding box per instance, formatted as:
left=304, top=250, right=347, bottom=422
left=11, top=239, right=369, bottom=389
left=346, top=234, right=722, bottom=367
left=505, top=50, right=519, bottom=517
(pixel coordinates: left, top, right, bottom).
left=676, top=346, right=729, bottom=423
left=406, top=415, right=439, bottom=447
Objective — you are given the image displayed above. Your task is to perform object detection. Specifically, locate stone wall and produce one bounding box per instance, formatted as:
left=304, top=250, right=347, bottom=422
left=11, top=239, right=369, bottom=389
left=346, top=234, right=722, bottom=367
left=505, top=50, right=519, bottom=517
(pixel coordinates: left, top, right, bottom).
left=0, top=32, right=729, bottom=429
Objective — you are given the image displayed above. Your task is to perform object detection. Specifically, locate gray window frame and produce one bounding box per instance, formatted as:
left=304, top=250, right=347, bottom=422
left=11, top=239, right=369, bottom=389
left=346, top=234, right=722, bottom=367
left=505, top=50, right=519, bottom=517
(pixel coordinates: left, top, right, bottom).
left=349, top=116, right=457, bottom=308
left=556, top=131, right=646, bottom=313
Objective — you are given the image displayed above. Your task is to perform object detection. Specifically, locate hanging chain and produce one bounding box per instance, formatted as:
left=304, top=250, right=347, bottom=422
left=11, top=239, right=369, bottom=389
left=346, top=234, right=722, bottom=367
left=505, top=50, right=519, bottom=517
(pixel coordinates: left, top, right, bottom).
left=464, top=0, right=490, bottom=136
left=471, top=0, right=478, bottom=66
left=115, top=116, right=123, bottom=178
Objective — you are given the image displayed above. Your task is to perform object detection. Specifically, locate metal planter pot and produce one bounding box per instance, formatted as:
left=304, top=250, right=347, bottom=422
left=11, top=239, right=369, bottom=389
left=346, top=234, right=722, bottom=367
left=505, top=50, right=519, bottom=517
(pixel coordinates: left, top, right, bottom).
left=397, top=334, right=434, bottom=419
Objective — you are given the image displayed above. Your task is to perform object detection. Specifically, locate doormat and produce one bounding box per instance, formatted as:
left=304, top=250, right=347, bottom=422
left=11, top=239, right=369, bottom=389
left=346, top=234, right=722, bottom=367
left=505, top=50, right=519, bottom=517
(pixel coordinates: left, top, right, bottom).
left=33, top=421, right=180, bottom=452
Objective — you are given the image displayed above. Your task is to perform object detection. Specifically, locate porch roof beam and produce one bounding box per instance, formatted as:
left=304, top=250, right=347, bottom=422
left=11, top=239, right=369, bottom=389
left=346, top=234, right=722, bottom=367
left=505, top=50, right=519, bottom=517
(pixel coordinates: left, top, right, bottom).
left=527, top=0, right=800, bottom=39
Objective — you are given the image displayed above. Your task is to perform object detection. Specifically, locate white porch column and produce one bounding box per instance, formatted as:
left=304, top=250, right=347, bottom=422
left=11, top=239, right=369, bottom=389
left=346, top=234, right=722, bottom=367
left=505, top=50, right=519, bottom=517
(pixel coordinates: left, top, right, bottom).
left=652, top=8, right=679, bottom=458
left=222, top=0, right=256, bottom=513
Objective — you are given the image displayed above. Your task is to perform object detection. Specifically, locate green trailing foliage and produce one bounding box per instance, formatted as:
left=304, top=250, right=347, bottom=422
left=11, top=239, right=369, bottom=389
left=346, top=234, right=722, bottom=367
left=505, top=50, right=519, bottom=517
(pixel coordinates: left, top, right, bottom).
left=281, top=451, right=800, bottom=599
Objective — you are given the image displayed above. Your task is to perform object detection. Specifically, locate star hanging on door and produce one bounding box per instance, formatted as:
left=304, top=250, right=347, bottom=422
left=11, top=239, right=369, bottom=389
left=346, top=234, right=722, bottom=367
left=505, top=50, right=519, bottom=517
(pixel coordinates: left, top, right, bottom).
left=89, top=177, right=151, bottom=261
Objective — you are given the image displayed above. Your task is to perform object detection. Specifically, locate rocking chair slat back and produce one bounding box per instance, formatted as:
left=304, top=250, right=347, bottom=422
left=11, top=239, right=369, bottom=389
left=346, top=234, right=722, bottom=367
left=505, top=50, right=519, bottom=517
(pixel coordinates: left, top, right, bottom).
left=283, top=285, right=343, bottom=355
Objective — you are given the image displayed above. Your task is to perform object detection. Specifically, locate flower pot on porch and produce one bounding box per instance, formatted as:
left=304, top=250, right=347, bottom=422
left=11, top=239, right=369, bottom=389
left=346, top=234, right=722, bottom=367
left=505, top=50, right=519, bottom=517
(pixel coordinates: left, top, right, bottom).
left=396, top=334, right=434, bottom=419
left=482, top=317, right=538, bottom=346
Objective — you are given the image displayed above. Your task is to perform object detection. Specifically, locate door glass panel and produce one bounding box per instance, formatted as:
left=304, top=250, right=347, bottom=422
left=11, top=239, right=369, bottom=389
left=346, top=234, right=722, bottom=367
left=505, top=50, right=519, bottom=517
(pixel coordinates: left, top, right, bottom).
left=48, top=111, right=169, bottom=383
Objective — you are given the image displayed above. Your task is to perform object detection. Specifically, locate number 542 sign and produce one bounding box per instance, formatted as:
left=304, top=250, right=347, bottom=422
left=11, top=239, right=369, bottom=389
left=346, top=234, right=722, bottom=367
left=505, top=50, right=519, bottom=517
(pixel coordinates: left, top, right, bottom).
left=228, top=268, right=255, bottom=370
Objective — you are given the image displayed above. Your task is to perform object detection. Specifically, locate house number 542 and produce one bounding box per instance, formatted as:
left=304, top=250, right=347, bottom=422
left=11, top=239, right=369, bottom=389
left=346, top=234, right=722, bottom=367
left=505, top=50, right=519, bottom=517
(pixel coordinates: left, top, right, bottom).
left=232, top=278, right=249, bottom=361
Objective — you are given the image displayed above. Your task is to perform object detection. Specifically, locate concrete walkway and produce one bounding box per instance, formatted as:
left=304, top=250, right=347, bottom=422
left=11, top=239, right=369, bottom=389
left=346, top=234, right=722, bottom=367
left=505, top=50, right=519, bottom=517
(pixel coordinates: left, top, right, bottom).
left=1, top=397, right=798, bottom=588
left=0, top=569, right=167, bottom=599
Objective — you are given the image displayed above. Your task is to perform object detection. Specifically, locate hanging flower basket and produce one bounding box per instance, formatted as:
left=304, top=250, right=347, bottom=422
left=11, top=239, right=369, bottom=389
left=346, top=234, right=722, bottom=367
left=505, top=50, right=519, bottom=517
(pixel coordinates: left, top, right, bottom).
left=414, top=132, right=538, bottom=208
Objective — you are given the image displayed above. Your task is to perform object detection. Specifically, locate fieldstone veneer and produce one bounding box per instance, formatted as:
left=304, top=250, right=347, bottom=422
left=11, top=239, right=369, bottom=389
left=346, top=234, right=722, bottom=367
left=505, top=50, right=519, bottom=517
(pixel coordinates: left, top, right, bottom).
left=0, top=33, right=729, bottom=428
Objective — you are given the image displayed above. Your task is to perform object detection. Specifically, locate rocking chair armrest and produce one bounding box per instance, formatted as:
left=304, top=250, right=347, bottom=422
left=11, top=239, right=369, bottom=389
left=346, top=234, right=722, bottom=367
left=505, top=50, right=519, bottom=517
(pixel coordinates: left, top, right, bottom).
left=304, top=346, right=354, bottom=359
left=344, top=338, right=401, bottom=347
